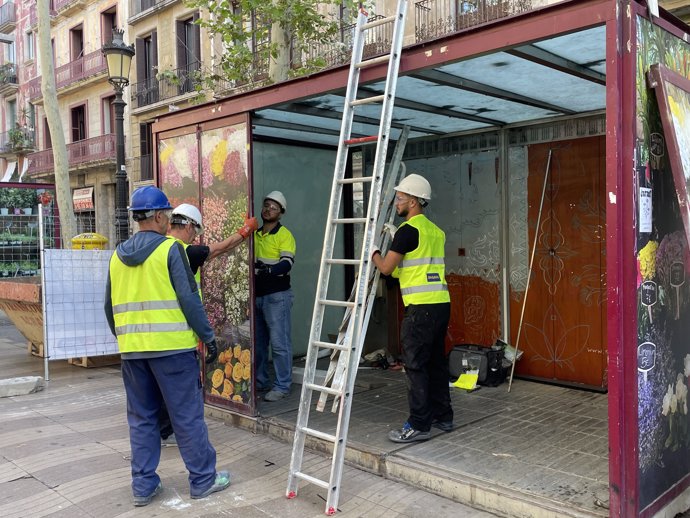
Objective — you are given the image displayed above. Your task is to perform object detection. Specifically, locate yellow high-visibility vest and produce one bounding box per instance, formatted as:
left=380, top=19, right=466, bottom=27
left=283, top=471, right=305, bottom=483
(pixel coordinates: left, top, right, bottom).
left=109, top=237, right=198, bottom=353
left=392, top=214, right=450, bottom=306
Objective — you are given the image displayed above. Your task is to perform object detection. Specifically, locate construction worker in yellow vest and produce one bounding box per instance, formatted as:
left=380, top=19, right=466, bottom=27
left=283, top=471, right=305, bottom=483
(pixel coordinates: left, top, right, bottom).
left=104, top=186, right=230, bottom=506
left=156, top=203, right=258, bottom=446
left=371, top=174, right=453, bottom=443
left=254, top=191, right=296, bottom=402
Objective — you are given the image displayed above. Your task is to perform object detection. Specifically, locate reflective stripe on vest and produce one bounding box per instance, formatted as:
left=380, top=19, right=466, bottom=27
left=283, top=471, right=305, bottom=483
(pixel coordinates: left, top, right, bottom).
left=393, top=214, right=450, bottom=306
left=109, top=237, right=197, bottom=353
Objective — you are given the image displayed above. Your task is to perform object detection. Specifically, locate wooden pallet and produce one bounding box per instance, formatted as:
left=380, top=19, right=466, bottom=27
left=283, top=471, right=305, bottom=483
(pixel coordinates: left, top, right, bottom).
left=68, top=354, right=121, bottom=368
left=28, top=340, right=44, bottom=358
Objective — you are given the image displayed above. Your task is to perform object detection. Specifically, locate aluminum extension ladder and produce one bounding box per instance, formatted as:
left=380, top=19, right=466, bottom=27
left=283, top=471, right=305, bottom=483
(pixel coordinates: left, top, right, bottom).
left=286, top=1, right=408, bottom=515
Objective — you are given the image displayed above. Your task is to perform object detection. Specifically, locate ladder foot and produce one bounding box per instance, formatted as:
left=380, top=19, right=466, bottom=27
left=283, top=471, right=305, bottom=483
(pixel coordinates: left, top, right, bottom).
left=326, top=507, right=337, bottom=516
left=287, top=491, right=297, bottom=499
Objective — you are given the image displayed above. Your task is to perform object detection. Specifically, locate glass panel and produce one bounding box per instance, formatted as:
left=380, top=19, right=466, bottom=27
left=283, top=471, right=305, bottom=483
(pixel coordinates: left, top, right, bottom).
left=199, top=122, right=251, bottom=413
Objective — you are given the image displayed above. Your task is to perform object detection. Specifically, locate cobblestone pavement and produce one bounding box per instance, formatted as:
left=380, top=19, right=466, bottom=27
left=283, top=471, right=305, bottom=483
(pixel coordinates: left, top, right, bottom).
left=0, top=316, right=499, bottom=518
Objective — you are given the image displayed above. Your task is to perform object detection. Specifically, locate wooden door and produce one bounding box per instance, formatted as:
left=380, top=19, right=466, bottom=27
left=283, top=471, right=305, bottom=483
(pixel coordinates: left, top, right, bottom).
left=511, top=137, right=607, bottom=388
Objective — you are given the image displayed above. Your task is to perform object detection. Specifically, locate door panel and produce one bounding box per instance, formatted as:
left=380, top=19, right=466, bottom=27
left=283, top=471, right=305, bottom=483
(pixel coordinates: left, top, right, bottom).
left=511, top=137, right=606, bottom=388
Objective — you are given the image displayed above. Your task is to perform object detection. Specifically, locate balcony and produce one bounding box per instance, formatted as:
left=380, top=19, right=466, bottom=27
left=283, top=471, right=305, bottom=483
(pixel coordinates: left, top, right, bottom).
left=129, top=0, right=179, bottom=21
left=0, top=2, right=16, bottom=33
left=26, top=134, right=116, bottom=176
left=414, top=0, right=533, bottom=43
left=53, top=0, right=85, bottom=17
left=0, top=63, right=18, bottom=96
left=27, top=50, right=107, bottom=103
left=130, top=63, right=201, bottom=109
left=55, top=50, right=107, bottom=90
left=27, top=76, right=41, bottom=102
left=0, top=127, right=36, bottom=157
left=29, top=5, right=57, bottom=28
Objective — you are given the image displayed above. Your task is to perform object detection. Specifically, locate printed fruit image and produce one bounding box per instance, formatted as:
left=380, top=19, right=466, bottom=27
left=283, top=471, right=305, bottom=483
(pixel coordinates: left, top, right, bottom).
left=232, top=362, right=243, bottom=382
left=212, top=368, right=224, bottom=389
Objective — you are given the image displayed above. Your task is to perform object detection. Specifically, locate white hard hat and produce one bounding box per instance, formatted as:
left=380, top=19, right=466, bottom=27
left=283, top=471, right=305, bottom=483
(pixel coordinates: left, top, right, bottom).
left=171, top=203, right=204, bottom=234
left=394, top=174, right=431, bottom=201
left=264, top=191, right=287, bottom=212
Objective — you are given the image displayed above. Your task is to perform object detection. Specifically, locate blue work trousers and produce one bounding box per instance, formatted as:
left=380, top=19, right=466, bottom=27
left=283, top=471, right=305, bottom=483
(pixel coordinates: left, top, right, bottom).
left=255, top=289, right=294, bottom=394
left=121, top=351, right=217, bottom=498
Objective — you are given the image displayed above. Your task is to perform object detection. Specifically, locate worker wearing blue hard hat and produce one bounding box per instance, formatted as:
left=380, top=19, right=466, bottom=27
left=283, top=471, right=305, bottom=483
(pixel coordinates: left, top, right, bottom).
left=104, top=185, right=230, bottom=506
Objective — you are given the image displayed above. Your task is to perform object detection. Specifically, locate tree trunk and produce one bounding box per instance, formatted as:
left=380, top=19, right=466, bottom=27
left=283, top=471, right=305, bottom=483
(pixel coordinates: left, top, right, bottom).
left=268, top=16, right=290, bottom=83
left=37, top=0, right=77, bottom=244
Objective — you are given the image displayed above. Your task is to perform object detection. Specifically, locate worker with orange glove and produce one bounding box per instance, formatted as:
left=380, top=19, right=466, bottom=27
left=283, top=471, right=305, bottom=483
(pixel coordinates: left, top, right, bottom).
left=159, top=203, right=258, bottom=446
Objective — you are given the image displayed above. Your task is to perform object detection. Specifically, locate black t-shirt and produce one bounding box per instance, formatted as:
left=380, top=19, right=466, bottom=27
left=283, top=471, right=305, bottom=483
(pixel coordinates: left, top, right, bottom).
left=186, top=244, right=210, bottom=274
left=389, top=223, right=419, bottom=256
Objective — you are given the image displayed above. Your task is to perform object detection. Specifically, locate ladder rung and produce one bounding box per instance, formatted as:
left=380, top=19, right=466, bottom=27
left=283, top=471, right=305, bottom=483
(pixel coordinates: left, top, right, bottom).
left=332, top=217, right=367, bottom=224
left=326, top=258, right=360, bottom=266
left=306, top=382, right=342, bottom=396
left=338, top=176, right=374, bottom=184
left=300, top=426, right=337, bottom=443
left=350, top=95, right=385, bottom=106
left=344, top=135, right=378, bottom=145
left=362, top=15, right=396, bottom=30
left=319, top=298, right=356, bottom=308
left=355, top=54, right=391, bottom=69
left=294, top=471, right=329, bottom=489
left=312, top=340, right=349, bottom=352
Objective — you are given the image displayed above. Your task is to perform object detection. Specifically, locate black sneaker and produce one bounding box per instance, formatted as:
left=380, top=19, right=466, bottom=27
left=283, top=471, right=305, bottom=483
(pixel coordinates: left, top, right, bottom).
left=388, top=422, right=430, bottom=443
left=431, top=419, right=454, bottom=432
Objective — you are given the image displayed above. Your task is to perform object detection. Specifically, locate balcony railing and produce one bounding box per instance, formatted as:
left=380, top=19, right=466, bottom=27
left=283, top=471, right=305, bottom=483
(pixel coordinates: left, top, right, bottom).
left=53, top=0, right=84, bottom=15
left=27, top=50, right=107, bottom=102
left=27, top=134, right=116, bottom=176
left=0, top=127, right=36, bottom=155
left=0, top=2, right=16, bottom=33
left=130, top=63, right=201, bottom=109
left=415, top=0, right=533, bottom=43
left=29, top=5, right=56, bottom=28
left=0, top=63, right=18, bottom=95
left=55, top=50, right=107, bottom=89
left=27, top=76, right=41, bottom=102
left=215, top=16, right=391, bottom=94
left=130, top=0, right=177, bottom=18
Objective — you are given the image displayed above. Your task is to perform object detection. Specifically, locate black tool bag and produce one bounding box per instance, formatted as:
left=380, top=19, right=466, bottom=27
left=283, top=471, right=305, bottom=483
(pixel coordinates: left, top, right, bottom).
left=448, top=343, right=506, bottom=387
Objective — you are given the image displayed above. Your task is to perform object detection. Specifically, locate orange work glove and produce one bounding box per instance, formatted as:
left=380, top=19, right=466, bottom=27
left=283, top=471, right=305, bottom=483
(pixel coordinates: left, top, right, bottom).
left=236, top=216, right=258, bottom=239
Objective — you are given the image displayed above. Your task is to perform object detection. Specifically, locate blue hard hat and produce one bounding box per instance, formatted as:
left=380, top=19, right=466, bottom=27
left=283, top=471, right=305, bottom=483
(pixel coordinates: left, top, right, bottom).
left=128, top=186, right=172, bottom=211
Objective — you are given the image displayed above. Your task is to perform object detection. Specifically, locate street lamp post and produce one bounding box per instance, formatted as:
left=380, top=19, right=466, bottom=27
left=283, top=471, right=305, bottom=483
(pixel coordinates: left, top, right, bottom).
left=102, top=28, right=135, bottom=244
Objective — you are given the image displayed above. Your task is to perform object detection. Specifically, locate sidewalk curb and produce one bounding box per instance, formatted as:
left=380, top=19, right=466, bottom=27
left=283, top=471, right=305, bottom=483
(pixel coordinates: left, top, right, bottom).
left=204, top=405, right=607, bottom=518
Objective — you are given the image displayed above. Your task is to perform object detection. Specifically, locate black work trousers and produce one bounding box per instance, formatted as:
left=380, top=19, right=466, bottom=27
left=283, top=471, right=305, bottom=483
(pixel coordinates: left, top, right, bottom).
left=400, top=302, right=453, bottom=432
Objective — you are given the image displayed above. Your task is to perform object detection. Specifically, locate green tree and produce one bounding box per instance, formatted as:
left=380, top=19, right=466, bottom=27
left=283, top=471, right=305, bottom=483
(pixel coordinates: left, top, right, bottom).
left=186, top=0, right=360, bottom=85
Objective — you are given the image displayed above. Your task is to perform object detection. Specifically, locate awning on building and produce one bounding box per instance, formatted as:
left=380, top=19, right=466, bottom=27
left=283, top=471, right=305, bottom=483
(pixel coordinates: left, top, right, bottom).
left=73, top=187, right=94, bottom=211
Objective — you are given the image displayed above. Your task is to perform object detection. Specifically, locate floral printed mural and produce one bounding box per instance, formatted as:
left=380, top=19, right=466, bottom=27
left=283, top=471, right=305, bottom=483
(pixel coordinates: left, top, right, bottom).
left=158, top=122, right=253, bottom=413
left=636, top=16, right=690, bottom=509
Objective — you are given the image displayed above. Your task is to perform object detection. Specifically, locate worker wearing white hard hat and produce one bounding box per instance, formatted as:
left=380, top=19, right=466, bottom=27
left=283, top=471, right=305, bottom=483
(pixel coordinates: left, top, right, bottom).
left=254, top=191, right=296, bottom=402
left=159, top=202, right=257, bottom=445
left=371, top=173, right=453, bottom=444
